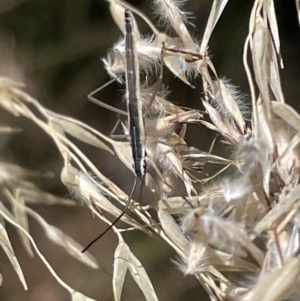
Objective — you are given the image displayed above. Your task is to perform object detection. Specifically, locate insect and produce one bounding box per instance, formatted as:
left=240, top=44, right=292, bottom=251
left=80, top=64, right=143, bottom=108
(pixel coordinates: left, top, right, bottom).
left=82, top=8, right=200, bottom=252
left=82, top=9, right=146, bottom=253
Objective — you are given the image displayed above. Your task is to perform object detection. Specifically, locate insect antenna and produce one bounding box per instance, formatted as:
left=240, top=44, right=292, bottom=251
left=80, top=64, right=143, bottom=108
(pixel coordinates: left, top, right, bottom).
left=81, top=178, right=138, bottom=253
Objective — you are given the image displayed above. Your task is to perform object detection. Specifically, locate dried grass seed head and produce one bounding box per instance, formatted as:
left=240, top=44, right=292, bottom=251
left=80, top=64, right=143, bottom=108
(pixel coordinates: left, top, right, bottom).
left=152, top=0, right=197, bottom=51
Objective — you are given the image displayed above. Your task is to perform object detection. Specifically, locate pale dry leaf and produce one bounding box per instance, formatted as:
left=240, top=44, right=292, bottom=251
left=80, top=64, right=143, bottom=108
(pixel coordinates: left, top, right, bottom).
left=200, top=0, right=229, bottom=53
left=199, top=119, right=220, bottom=132
left=207, top=248, right=259, bottom=272
left=157, top=196, right=199, bottom=214
left=267, top=35, right=285, bottom=103
left=163, top=55, right=194, bottom=87
left=253, top=101, right=275, bottom=196
left=0, top=204, right=94, bottom=297
left=158, top=208, right=188, bottom=252
left=251, top=17, right=271, bottom=107
left=296, top=0, right=300, bottom=28
left=253, top=184, right=300, bottom=237
left=113, top=241, right=131, bottom=301
left=184, top=239, right=258, bottom=274
left=39, top=219, right=99, bottom=269
left=108, top=0, right=159, bottom=35
left=7, top=189, right=98, bottom=269
left=154, top=0, right=196, bottom=50
left=272, top=101, right=300, bottom=132
left=0, top=161, right=53, bottom=179
left=276, top=134, right=300, bottom=183
left=264, top=0, right=283, bottom=68
left=61, top=165, right=147, bottom=233
left=0, top=126, right=22, bottom=134
left=0, top=206, right=28, bottom=290
left=109, top=0, right=140, bottom=37
left=216, top=79, right=245, bottom=133
left=183, top=240, right=208, bottom=274
left=17, top=188, right=74, bottom=206
left=183, top=210, right=264, bottom=266
left=71, top=291, right=97, bottom=301
left=128, top=252, right=159, bottom=301
left=0, top=77, right=24, bottom=88
left=4, top=189, right=33, bottom=257
left=160, top=148, right=195, bottom=197
left=46, top=111, right=116, bottom=156
left=181, top=147, right=232, bottom=165
left=245, top=257, right=300, bottom=301
left=0, top=85, right=23, bottom=116
left=202, top=100, right=234, bottom=142
left=201, top=58, right=217, bottom=95
left=112, top=140, right=134, bottom=173
left=271, top=115, right=300, bottom=183
left=50, top=119, right=113, bottom=154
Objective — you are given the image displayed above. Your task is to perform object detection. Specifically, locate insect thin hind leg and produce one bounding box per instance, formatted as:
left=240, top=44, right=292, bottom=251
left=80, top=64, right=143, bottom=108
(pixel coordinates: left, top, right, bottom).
left=88, top=78, right=128, bottom=116
left=81, top=176, right=138, bottom=253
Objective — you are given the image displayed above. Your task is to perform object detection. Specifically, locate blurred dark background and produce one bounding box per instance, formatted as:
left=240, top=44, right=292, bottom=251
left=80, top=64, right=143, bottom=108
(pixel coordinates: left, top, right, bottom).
left=0, top=0, right=299, bottom=300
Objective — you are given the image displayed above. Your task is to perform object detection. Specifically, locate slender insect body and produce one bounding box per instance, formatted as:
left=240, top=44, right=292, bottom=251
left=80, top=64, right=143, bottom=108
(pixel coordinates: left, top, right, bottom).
left=125, top=9, right=147, bottom=178
left=82, top=9, right=198, bottom=252
left=129, top=113, right=147, bottom=177
left=82, top=9, right=147, bottom=253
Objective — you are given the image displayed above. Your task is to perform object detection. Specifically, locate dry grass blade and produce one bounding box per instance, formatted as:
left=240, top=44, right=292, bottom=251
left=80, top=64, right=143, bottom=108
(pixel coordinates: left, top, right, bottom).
left=4, top=189, right=33, bottom=257
left=0, top=162, right=53, bottom=179
left=70, top=291, right=97, bottom=301
left=161, top=54, right=195, bottom=87
left=50, top=119, right=113, bottom=154
left=108, top=0, right=159, bottom=35
left=0, top=126, right=22, bottom=134
left=109, top=0, right=140, bottom=37
left=26, top=207, right=99, bottom=269
left=61, top=165, right=148, bottom=233
left=245, top=257, right=300, bottom=301
left=153, top=0, right=197, bottom=51
left=111, top=140, right=135, bottom=173
left=253, top=184, right=300, bottom=237
left=296, top=0, right=300, bottom=27
left=16, top=188, right=74, bottom=206
left=251, top=17, right=272, bottom=107
left=113, top=241, right=131, bottom=301
left=215, top=79, right=246, bottom=133
left=181, top=147, right=232, bottom=165
left=156, top=196, right=199, bottom=214
left=1, top=0, right=300, bottom=300
left=206, top=249, right=258, bottom=272
left=182, top=208, right=265, bottom=266
left=182, top=240, right=258, bottom=275
left=0, top=77, right=24, bottom=88
left=158, top=208, right=188, bottom=252
left=128, top=253, right=159, bottom=301
left=0, top=202, right=96, bottom=300
left=264, top=0, right=283, bottom=67
left=0, top=207, right=27, bottom=290
left=200, top=0, right=229, bottom=53
left=202, top=100, right=240, bottom=143
left=272, top=101, right=300, bottom=132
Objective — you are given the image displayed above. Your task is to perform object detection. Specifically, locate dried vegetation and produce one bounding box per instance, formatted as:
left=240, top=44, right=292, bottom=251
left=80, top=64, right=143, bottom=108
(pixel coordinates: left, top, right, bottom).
left=1, top=0, right=300, bottom=300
